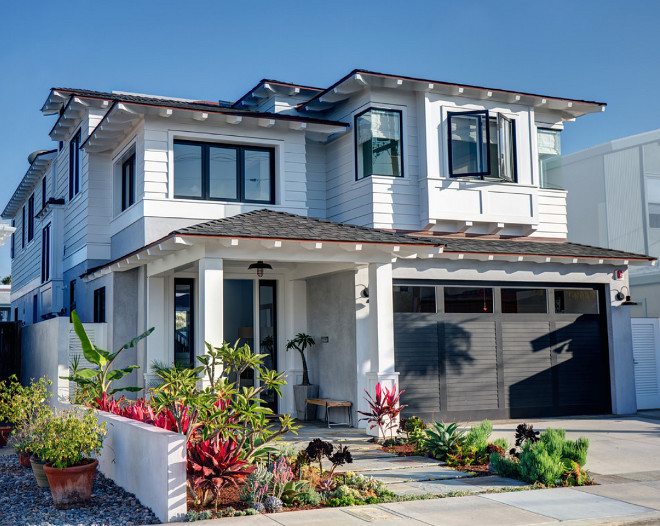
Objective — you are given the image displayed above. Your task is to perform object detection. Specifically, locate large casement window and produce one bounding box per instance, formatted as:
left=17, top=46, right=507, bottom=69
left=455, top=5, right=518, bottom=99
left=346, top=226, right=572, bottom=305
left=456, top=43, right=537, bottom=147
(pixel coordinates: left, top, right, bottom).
left=69, top=129, right=81, bottom=199
left=41, top=223, right=51, bottom=283
left=447, top=110, right=516, bottom=181
left=355, top=108, right=403, bottom=180
left=93, top=287, right=106, bottom=323
left=121, top=154, right=136, bottom=211
left=173, top=140, right=275, bottom=204
left=538, top=128, right=562, bottom=189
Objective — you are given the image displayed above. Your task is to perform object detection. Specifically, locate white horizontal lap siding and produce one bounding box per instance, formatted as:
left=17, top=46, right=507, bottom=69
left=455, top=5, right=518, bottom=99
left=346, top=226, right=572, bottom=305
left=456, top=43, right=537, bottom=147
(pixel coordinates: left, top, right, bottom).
left=534, top=189, right=568, bottom=238
left=324, top=89, right=420, bottom=229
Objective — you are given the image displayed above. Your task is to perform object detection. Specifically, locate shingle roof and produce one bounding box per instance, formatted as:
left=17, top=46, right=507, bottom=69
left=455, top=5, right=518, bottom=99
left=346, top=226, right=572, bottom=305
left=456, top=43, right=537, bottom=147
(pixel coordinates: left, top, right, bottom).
left=172, top=209, right=443, bottom=246
left=430, top=236, right=653, bottom=261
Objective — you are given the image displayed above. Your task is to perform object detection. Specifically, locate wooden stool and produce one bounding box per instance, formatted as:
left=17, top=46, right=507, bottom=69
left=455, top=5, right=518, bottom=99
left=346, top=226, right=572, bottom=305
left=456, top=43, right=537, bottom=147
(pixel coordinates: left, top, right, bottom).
left=305, top=398, right=352, bottom=428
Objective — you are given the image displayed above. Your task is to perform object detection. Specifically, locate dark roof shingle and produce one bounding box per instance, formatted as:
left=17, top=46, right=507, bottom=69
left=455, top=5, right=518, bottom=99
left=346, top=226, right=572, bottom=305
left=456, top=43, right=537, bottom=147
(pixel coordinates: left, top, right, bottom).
left=173, top=209, right=443, bottom=246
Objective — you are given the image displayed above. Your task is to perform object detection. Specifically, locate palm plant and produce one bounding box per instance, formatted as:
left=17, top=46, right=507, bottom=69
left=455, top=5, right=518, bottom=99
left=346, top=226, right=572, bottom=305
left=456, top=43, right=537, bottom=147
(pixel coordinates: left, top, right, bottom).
left=285, top=333, right=315, bottom=386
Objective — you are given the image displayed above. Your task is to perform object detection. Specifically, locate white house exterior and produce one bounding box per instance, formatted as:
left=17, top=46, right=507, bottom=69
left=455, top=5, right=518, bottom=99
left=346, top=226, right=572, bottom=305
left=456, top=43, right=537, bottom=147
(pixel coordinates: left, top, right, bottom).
left=545, top=129, right=660, bottom=318
left=3, top=69, right=654, bottom=424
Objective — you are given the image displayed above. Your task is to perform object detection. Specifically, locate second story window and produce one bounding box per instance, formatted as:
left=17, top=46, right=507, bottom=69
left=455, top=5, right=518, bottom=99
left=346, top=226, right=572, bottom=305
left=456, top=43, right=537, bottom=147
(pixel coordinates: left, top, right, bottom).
left=21, top=206, right=25, bottom=249
left=42, top=175, right=47, bottom=209
left=538, top=128, right=562, bottom=189
left=355, top=108, right=402, bottom=180
left=69, top=129, right=81, bottom=200
left=121, top=154, right=136, bottom=211
left=41, top=223, right=51, bottom=283
left=448, top=110, right=516, bottom=182
left=27, top=194, right=34, bottom=243
left=10, top=220, right=14, bottom=259
left=173, top=140, right=275, bottom=204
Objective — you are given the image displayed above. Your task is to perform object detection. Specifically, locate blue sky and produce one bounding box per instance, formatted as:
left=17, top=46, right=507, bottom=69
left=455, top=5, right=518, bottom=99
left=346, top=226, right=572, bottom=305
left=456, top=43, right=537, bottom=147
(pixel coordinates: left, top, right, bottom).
left=0, top=0, right=658, bottom=278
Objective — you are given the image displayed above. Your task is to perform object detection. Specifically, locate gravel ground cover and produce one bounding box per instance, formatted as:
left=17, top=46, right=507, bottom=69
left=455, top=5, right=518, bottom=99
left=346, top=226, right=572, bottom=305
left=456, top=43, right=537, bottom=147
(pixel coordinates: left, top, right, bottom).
left=0, top=455, right=160, bottom=526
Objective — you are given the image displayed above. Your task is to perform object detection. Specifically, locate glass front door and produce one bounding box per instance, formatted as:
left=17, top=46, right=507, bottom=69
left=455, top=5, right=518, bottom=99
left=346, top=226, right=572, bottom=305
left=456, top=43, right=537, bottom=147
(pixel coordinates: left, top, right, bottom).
left=259, top=280, right=278, bottom=413
left=174, top=278, right=194, bottom=366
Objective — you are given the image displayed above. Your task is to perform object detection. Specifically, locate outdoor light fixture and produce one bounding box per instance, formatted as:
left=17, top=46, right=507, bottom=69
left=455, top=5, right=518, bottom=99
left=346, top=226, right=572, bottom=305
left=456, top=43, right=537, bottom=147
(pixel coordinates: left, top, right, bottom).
left=615, top=286, right=638, bottom=306
left=248, top=261, right=272, bottom=277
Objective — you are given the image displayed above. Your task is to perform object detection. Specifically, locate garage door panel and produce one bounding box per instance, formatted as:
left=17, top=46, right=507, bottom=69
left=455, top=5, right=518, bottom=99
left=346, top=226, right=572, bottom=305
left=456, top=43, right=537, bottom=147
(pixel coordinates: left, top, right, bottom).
left=394, top=315, right=440, bottom=417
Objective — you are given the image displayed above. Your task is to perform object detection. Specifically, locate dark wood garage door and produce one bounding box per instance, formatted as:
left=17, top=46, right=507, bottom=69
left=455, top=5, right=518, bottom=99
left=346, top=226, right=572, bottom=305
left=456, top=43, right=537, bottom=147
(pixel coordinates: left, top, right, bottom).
left=393, top=282, right=611, bottom=421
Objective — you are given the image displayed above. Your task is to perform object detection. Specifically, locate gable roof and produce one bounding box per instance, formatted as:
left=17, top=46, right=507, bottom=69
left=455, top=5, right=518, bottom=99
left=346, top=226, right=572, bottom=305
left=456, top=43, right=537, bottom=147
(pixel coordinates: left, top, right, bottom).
left=173, top=209, right=444, bottom=246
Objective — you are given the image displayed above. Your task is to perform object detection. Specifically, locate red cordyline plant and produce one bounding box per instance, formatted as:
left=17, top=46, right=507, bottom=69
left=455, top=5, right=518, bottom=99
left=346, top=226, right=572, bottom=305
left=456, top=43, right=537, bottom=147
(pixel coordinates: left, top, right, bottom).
left=357, top=382, right=406, bottom=441
left=187, top=437, right=248, bottom=511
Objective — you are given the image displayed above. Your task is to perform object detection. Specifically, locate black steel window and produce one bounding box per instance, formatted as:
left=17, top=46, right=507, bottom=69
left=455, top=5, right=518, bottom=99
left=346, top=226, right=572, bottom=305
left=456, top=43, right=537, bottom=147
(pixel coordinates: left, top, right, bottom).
left=27, top=195, right=34, bottom=243
left=174, top=278, right=194, bottom=366
left=10, top=220, right=14, bottom=259
left=121, top=154, right=136, bottom=211
left=21, top=206, right=25, bottom=249
left=69, top=279, right=76, bottom=316
left=448, top=110, right=516, bottom=181
left=355, top=108, right=403, bottom=180
left=41, top=223, right=51, bottom=283
left=42, top=176, right=47, bottom=209
left=94, top=287, right=106, bottom=323
left=173, top=140, right=275, bottom=204
left=69, top=129, right=81, bottom=199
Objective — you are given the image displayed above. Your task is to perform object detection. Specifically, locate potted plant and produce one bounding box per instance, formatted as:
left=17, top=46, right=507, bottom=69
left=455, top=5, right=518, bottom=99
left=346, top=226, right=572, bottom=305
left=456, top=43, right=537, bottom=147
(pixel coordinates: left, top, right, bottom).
left=285, top=333, right=317, bottom=420
left=33, top=408, right=106, bottom=508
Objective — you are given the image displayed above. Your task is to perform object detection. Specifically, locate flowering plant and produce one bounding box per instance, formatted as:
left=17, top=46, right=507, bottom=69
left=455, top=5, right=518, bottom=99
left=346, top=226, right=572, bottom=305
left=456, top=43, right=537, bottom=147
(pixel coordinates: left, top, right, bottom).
left=357, top=383, right=406, bottom=440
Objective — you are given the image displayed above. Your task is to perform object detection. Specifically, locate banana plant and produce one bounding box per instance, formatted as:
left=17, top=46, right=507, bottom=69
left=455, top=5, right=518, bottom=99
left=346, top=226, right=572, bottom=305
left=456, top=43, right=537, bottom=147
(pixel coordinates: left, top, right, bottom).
left=61, top=310, right=154, bottom=401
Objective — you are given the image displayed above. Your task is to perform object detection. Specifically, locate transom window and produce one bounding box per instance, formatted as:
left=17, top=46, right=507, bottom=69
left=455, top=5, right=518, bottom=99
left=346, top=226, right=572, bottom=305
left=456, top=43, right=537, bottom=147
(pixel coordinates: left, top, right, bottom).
left=447, top=110, right=516, bottom=182
left=173, top=140, right=275, bottom=204
left=355, top=108, right=403, bottom=180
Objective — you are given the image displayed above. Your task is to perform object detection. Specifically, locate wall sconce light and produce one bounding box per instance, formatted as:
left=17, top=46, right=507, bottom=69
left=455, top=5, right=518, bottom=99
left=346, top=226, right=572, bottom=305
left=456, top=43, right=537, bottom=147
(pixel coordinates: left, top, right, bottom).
left=615, top=286, right=638, bottom=306
left=248, top=261, right=272, bottom=277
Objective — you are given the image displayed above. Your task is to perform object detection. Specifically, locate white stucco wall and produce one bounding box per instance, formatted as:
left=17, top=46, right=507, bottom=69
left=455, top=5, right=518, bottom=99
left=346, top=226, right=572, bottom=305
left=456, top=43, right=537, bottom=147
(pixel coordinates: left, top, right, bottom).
left=96, top=411, right=187, bottom=523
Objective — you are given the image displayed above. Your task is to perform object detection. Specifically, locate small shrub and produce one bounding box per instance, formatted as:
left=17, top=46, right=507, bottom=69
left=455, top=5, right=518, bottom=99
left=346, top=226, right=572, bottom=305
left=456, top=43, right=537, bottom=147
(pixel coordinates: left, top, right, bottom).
left=464, top=420, right=493, bottom=452
left=518, top=441, right=564, bottom=485
left=562, top=437, right=589, bottom=466
left=489, top=451, right=520, bottom=479
left=492, top=437, right=509, bottom=450
left=298, top=485, right=322, bottom=505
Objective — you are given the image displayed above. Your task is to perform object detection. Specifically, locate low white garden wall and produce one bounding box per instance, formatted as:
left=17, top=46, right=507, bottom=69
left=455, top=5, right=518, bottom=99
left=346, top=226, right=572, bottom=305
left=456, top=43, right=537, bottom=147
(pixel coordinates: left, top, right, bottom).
left=95, top=411, right=187, bottom=523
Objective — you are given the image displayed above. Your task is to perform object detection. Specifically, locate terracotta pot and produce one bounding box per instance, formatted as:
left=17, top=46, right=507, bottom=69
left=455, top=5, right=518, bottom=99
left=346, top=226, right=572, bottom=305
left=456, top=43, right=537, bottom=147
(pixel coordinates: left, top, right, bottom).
left=19, top=452, right=32, bottom=468
left=0, top=425, right=11, bottom=447
left=30, top=456, right=50, bottom=488
left=44, top=459, right=98, bottom=509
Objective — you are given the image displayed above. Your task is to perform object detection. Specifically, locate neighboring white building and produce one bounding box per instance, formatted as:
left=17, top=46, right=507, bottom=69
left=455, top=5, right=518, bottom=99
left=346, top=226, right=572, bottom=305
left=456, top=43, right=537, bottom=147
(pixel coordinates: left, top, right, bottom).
left=546, top=129, right=660, bottom=318
left=3, top=70, right=654, bottom=423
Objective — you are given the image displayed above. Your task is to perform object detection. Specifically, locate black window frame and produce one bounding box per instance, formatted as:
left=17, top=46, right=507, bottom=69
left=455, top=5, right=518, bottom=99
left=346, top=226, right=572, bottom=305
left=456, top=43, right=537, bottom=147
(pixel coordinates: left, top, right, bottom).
left=69, top=279, right=76, bottom=317
left=10, top=220, right=14, bottom=259
left=93, top=287, right=106, bottom=323
left=354, top=107, right=404, bottom=181
left=21, top=206, right=25, bottom=249
left=173, top=140, right=276, bottom=204
left=27, top=194, right=35, bottom=243
left=174, top=277, right=195, bottom=366
left=41, top=222, right=51, bottom=283
left=69, top=129, right=81, bottom=200
left=121, top=153, right=136, bottom=212
left=447, top=109, right=491, bottom=178
left=42, top=175, right=47, bottom=209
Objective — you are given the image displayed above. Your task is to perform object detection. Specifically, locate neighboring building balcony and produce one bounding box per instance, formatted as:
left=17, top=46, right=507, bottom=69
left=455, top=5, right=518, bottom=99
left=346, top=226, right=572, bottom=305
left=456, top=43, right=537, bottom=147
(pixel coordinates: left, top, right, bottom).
left=420, top=178, right=567, bottom=239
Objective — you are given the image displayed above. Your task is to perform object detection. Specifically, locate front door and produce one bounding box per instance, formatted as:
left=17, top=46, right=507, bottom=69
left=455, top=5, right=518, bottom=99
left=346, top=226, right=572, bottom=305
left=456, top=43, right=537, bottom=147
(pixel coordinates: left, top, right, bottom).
left=223, top=279, right=278, bottom=413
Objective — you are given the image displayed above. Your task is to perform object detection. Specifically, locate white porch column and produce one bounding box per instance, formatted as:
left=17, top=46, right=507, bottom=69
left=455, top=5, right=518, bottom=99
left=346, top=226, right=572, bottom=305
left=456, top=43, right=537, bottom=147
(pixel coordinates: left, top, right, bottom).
left=197, top=258, right=224, bottom=360
left=282, top=278, right=307, bottom=415
left=146, top=276, right=167, bottom=387
left=359, top=263, right=400, bottom=434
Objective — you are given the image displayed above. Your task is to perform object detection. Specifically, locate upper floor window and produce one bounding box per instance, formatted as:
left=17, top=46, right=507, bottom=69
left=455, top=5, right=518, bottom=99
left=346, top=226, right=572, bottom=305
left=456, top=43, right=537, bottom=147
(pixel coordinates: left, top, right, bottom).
left=448, top=110, right=516, bottom=182
left=27, top=194, right=34, bottom=243
left=41, top=175, right=47, bottom=209
left=41, top=223, right=51, bottom=283
left=646, top=178, right=660, bottom=228
left=21, top=206, right=25, bottom=249
left=69, top=129, right=81, bottom=200
left=121, top=154, right=136, bottom=212
left=538, top=128, right=562, bottom=189
left=94, top=287, right=106, bottom=323
left=355, top=108, right=402, bottom=180
left=173, top=140, right=275, bottom=204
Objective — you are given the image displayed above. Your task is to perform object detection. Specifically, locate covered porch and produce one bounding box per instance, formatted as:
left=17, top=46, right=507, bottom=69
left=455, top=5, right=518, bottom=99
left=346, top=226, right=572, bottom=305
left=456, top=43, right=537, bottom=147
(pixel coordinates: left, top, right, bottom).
left=84, top=210, right=443, bottom=425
